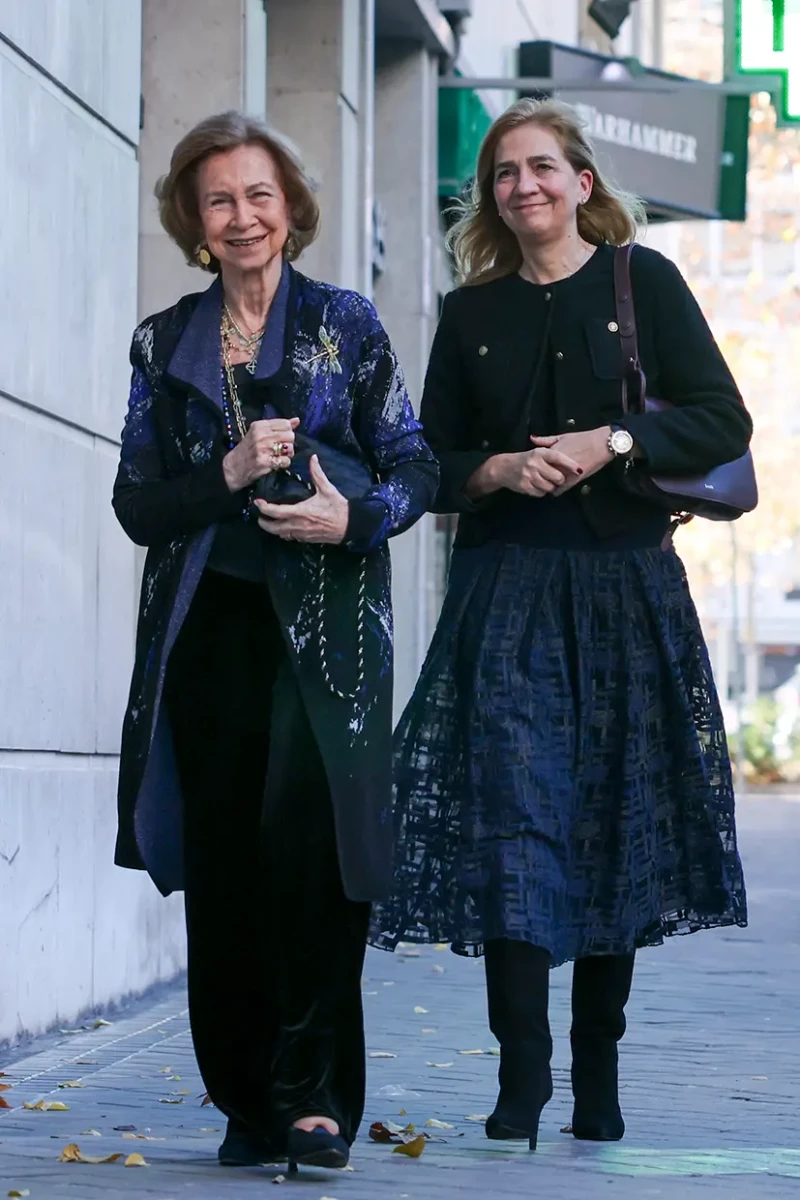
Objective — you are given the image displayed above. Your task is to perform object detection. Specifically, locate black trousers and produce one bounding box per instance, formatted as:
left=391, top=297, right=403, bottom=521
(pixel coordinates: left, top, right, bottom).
left=165, top=568, right=370, bottom=1148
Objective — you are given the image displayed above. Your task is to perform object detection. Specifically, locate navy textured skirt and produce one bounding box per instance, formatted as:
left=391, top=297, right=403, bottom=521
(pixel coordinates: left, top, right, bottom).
left=371, top=541, right=747, bottom=964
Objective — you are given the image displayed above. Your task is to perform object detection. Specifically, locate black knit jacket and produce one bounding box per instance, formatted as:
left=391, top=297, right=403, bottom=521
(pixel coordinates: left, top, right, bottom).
left=421, top=242, right=752, bottom=542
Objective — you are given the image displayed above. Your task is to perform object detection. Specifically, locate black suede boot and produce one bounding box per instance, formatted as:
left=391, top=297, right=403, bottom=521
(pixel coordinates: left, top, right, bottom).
left=484, top=940, right=553, bottom=1151
left=570, top=952, right=635, bottom=1142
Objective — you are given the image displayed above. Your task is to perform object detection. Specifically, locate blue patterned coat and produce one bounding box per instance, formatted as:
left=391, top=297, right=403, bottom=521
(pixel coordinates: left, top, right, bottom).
left=112, top=266, right=438, bottom=902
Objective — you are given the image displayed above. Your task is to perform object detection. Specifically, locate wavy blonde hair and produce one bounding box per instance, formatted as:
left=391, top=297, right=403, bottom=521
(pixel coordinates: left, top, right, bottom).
left=447, top=98, right=646, bottom=286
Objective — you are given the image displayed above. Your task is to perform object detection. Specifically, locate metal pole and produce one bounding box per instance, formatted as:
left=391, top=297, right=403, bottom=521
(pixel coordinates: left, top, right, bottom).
left=437, top=74, right=769, bottom=95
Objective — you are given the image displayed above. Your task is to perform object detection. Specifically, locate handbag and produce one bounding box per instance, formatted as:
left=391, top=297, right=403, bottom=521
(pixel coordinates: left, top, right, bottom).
left=252, top=433, right=374, bottom=505
left=251, top=434, right=375, bottom=709
left=613, top=243, right=758, bottom=522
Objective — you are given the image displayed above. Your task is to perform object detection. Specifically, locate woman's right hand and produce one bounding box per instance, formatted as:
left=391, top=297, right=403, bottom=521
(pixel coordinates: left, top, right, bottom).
left=222, top=417, right=300, bottom=492
left=466, top=443, right=583, bottom=500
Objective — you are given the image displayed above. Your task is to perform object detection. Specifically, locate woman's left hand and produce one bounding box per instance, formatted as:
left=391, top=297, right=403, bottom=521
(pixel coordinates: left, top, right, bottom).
left=529, top=428, right=613, bottom=495
left=254, top=455, right=349, bottom=544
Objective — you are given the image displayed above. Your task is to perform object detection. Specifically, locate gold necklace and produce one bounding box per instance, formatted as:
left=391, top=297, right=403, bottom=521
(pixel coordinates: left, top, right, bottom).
left=221, top=316, right=248, bottom=439
left=221, top=310, right=262, bottom=376
left=223, top=303, right=265, bottom=348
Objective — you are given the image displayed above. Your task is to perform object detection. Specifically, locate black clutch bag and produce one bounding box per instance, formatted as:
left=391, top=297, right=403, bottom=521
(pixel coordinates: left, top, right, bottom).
left=252, top=433, right=375, bottom=506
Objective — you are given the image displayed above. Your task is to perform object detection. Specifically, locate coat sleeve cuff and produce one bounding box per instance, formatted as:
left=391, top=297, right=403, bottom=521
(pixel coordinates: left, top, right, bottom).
left=344, top=497, right=389, bottom=553
left=619, top=414, right=664, bottom=468
left=435, top=450, right=496, bottom=513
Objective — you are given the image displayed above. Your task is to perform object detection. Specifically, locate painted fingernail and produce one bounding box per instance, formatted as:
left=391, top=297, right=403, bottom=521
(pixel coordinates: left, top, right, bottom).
left=576, top=468, right=584, bottom=474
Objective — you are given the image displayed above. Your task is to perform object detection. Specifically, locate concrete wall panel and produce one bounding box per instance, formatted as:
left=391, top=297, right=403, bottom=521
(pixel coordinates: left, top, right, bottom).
left=0, top=0, right=142, bottom=142
left=0, top=44, right=138, bottom=441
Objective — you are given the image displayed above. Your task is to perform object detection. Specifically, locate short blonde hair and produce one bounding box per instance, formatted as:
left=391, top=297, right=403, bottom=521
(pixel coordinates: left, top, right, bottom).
left=156, top=111, right=320, bottom=272
left=448, top=97, right=646, bottom=286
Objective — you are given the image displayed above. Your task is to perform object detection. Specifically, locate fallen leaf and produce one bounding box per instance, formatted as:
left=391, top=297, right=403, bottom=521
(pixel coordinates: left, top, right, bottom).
left=172, top=1090, right=191, bottom=1096
left=167, top=1075, right=181, bottom=1081
left=420, top=1027, right=437, bottom=1034
left=413, top=1007, right=429, bottom=1015
left=364, top=991, right=379, bottom=996
left=80, top=1129, right=102, bottom=1136
left=485, top=1048, right=501, bottom=1056
left=384, top=1120, right=408, bottom=1135
left=0, top=1083, right=12, bottom=1091
left=93, top=1019, right=113, bottom=1029
left=59, top=1028, right=85, bottom=1035
left=426, top=1062, right=453, bottom=1069
left=199, top=1127, right=220, bottom=1133
left=398, top=1109, right=407, bottom=1116
left=457, top=1049, right=484, bottom=1056
left=58, top=1081, right=85, bottom=1089
left=158, top=1067, right=173, bottom=1075
left=560, top=1123, right=573, bottom=1134
left=0, top=1073, right=5, bottom=1077
left=434, top=943, right=448, bottom=950
left=431, top=965, right=445, bottom=975
left=272, top=1174, right=285, bottom=1184
left=752, top=1075, right=768, bottom=1081
left=158, top=1097, right=183, bottom=1105
left=464, top=1114, right=489, bottom=1122
left=74, top=1060, right=98, bottom=1066
left=24, top=1100, right=69, bottom=1112
left=58, top=1142, right=123, bottom=1164
left=124, top=1152, right=148, bottom=1167
left=369, top=1122, right=396, bottom=1143
left=382, top=981, right=395, bottom=987
left=113, top=1125, right=137, bottom=1132
left=0, top=1096, right=12, bottom=1109
left=425, top=1119, right=454, bottom=1129
left=200, top=1093, right=214, bottom=1107
left=8, top=1190, right=30, bottom=1197
left=393, top=1135, right=426, bottom=1158
left=368, top=1052, right=397, bottom=1059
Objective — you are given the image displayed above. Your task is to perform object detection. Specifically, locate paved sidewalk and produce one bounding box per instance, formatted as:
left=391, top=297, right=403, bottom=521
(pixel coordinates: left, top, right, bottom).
left=1, top=792, right=800, bottom=1199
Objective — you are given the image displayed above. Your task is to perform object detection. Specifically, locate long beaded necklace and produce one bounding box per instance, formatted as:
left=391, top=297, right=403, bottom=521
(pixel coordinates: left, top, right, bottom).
left=220, top=313, right=257, bottom=521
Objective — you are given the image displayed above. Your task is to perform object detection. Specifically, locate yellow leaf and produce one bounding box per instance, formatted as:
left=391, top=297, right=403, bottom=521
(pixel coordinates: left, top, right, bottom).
left=173, top=1090, right=191, bottom=1096
left=425, top=1119, right=454, bottom=1129
left=24, top=1100, right=69, bottom=1112
left=8, top=1190, right=30, bottom=1197
left=393, top=1135, right=426, bottom=1158
left=58, top=1081, right=85, bottom=1088
left=58, top=1142, right=123, bottom=1164
left=124, top=1153, right=148, bottom=1167
left=92, top=1019, right=113, bottom=1029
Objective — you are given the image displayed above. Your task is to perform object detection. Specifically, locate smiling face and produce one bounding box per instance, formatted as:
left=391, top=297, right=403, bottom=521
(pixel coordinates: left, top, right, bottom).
left=492, top=122, right=593, bottom=246
left=196, top=143, right=290, bottom=272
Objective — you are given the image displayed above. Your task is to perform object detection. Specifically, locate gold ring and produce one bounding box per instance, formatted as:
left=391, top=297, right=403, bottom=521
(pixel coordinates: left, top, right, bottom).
left=272, top=442, right=283, bottom=455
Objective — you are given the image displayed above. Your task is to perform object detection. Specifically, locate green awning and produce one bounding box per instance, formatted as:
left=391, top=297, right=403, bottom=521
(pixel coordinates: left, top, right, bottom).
left=438, top=75, right=493, bottom=198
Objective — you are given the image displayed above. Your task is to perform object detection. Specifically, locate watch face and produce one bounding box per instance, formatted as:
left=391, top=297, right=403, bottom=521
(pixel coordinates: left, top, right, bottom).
left=611, top=429, right=634, bottom=455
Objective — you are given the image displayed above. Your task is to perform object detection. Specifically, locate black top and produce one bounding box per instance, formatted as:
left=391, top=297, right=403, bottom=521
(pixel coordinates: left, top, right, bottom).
left=421, top=243, right=752, bottom=547
left=205, top=364, right=268, bottom=582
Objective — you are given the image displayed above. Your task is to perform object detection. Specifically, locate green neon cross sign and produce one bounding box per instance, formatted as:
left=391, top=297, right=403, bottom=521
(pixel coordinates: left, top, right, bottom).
left=734, top=1, right=800, bottom=123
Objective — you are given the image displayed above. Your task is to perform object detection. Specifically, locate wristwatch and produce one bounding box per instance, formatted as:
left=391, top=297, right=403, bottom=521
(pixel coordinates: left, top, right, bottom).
left=608, top=425, right=634, bottom=458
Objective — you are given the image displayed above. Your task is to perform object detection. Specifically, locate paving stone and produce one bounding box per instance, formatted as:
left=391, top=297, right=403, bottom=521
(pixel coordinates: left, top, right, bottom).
left=1, top=793, right=799, bottom=1198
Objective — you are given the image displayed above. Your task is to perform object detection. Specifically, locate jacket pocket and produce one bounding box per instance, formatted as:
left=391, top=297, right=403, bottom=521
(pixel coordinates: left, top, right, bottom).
left=584, top=318, right=625, bottom=380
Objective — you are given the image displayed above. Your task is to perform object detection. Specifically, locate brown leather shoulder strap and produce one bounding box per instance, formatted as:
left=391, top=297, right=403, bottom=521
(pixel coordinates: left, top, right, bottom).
left=613, top=243, right=646, bottom=415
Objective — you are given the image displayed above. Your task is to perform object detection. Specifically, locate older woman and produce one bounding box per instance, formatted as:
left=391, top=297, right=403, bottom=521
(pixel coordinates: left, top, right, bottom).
left=112, top=111, right=437, bottom=1174
left=372, top=99, right=750, bottom=1150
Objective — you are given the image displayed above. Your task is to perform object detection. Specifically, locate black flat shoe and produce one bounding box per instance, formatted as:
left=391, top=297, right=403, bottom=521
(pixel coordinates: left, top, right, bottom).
left=286, top=1125, right=349, bottom=1173
left=218, top=1119, right=283, bottom=1166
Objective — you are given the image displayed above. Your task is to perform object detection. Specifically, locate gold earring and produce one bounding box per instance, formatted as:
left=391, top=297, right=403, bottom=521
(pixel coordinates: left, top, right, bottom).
left=199, top=247, right=212, bottom=266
